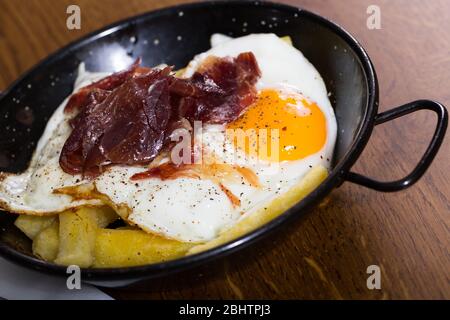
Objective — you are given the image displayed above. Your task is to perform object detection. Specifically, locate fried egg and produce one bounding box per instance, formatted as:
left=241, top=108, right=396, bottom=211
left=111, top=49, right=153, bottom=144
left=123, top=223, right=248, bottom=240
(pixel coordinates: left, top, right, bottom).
left=0, top=34, right=336, bottom=242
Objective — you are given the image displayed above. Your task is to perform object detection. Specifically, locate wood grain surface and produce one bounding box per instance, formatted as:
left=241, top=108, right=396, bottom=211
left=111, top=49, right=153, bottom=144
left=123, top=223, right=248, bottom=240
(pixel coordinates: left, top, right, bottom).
left=0, top=0, right=448, bottom=299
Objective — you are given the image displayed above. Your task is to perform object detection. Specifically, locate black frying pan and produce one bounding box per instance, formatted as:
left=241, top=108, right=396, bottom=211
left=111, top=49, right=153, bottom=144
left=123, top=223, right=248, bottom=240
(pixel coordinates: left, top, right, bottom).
left=0, top=1, right=447, bottom=287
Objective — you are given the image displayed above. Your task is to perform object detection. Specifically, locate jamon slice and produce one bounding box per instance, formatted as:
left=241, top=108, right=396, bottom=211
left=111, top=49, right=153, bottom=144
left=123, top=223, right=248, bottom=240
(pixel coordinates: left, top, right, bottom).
left=64, top=59, right=148, bottom=113
left=170, top=52, right=261, bottom=123
left=60, top=67, right=173, bottom=177
left=59, top=52, right=261, bottom=178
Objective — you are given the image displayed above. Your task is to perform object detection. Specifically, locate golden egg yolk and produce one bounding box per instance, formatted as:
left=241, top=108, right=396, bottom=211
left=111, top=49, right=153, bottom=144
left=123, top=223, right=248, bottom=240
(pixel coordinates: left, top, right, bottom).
left=226, top=89, right=327, bottom=162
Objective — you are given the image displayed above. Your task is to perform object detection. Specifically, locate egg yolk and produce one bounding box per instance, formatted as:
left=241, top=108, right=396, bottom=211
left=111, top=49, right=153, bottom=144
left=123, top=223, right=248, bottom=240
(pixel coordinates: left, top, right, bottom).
left=227, top=89, right=327, bottom=162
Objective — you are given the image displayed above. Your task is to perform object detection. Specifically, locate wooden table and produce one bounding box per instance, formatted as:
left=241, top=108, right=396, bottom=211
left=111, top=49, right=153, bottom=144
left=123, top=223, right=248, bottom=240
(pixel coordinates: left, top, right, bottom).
left=0, top=0, right=448, bottom=299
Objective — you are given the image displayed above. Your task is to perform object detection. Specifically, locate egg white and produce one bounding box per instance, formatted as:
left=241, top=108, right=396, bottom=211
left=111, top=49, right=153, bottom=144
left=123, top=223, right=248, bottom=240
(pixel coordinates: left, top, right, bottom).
left=0, top=34, right=337, bottom=242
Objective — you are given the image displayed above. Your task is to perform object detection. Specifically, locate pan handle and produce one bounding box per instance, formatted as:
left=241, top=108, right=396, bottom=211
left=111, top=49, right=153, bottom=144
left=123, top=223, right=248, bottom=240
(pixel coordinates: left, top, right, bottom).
left=345, top=100, right=448, bottom=192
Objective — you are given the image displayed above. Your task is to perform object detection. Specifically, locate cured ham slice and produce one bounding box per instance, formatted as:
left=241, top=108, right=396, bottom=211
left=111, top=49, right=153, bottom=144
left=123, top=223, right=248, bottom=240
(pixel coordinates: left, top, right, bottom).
left=59, top=53, right=261, bottom=177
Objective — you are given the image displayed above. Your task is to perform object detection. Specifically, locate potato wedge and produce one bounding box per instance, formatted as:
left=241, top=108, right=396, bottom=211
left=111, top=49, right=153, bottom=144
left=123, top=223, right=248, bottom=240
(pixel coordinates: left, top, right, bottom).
left=32, top=220, right=59, bottom=262
left=14, top=215, right=56, bottom=240
left=116, top=226, right=139, bottom=230
left=280, top=35, right=293, bottom=46
left=94, top=229, right=193, bottom=268
left=188, top=165, right=328, bottom=254
left=174, top=67, right=186, bottom=77
left=83, top=206, right=118, bottom=228
left=54, top=208, right=98, bottom=267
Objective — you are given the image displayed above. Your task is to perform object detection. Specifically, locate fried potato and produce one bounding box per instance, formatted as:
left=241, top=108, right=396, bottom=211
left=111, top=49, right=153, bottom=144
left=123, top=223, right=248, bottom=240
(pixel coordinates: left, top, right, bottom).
left=54, top=208, right=98, bottom=267
left=84, top=206, right=119, bottom=228
left=32, top=220, right=59, bottom=262
left=188, top=165, right=328, bottom=255
left=14, top=215, right=56, bottom=240
left=116, top=226, right=139, bottom=230
left=174, top=68, right=186, bottom=77
left=280, top=35, right=293, bottom=46
left=93, top=229, right=194, bottom=268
